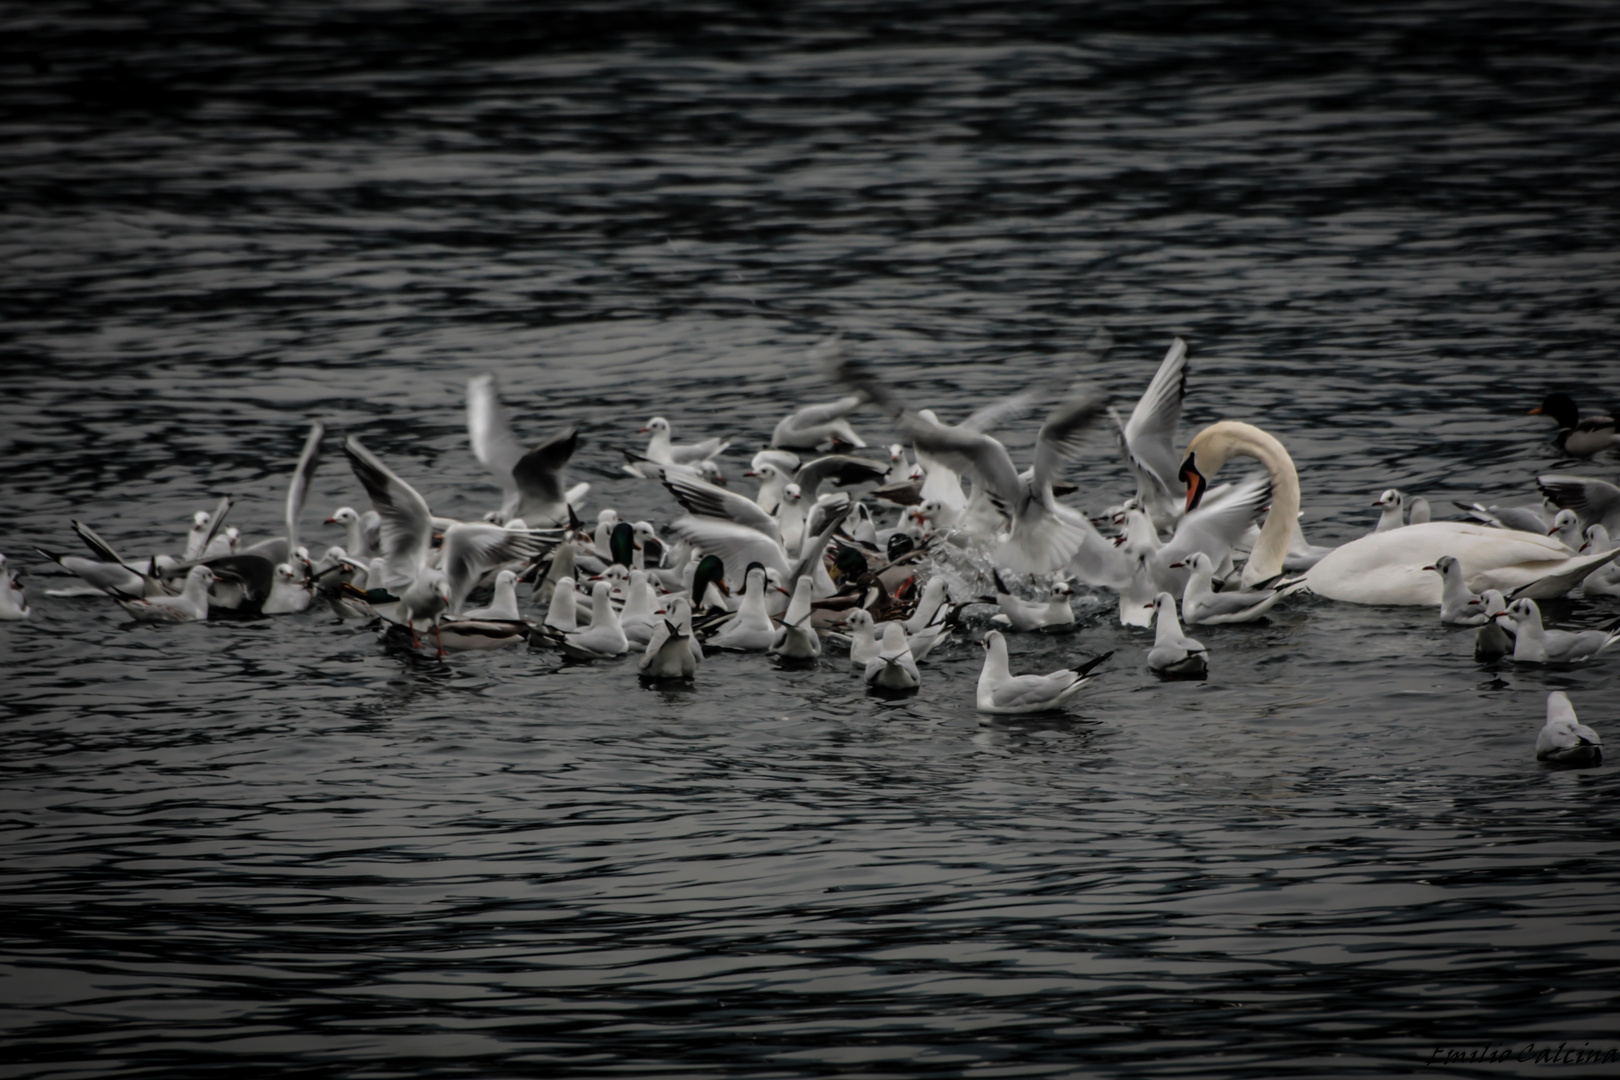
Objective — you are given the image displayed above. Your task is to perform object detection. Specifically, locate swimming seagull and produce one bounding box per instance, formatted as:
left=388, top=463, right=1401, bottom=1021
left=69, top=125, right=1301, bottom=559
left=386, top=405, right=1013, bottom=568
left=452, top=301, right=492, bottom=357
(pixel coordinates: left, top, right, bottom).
left=706, top=566, right=781, bottom=651
left=1536, top=691, right=1603, bottom=765
left=1473, top=589, right=1514, bottom=661
left=1371, top=489, right=1406, bottom=533
left=552, top=580, right=628, bottom=660
left=975, top=629, right=1110, bottom=713
left=120, top=565, right=214, bottom=623
left=1495, top=598, right=1620, bottom=663
left=1146, top=592, right=1208, bottom=678
left=864, top=621, right=920, bottom=691
left=990, top=571, right=1075, bottom=632
left=325, top=506, right=382, bottom=559
left=466, top=374, right=585, bottom=527
left=1578, top=524, right=1620, bottom=597
left=769, top=575, right=822, bottom=660
left=1423, top=555, right=1488, bottom=625
left=262, top=562, right=314, bottom=615
left=462, top=569, right=522, bottom=621
left=640, top=596, right=701, bottom=680
left=1172, top=551, right=1304, bottom=626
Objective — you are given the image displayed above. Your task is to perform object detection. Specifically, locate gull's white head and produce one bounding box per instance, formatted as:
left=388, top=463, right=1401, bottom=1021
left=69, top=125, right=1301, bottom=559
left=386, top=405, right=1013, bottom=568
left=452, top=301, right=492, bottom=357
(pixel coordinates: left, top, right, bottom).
left=640, top=416, right=670, bottom=435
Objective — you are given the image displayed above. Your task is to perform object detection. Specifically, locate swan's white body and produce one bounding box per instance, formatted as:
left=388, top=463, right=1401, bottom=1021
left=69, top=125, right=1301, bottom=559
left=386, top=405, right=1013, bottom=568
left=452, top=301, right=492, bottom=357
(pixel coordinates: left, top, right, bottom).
left=1182, top=421, right=1620, bottom=605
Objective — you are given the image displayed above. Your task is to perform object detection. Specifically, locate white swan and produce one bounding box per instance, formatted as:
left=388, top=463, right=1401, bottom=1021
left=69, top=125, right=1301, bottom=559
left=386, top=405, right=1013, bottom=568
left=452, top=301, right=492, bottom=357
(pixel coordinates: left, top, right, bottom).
left=1179, top=420, right=1620, bottom=605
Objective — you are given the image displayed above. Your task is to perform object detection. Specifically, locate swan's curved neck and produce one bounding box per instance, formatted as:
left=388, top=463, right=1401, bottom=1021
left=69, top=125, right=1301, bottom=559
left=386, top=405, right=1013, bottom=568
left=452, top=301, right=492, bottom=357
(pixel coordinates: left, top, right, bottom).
left=1187, top=422, right=1301, bottom=584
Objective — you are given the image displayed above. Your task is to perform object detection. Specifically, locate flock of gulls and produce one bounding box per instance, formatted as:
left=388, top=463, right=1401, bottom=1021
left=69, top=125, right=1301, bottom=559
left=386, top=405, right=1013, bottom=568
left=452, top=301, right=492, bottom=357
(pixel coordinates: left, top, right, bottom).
left=5, top=339, right=1617, bottom=766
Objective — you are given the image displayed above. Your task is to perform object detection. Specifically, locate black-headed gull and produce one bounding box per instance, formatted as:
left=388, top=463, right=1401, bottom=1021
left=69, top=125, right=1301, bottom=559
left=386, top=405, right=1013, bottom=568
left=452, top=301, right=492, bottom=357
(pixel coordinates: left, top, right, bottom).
left=1495, top=598, right=1620, bottom=663
left=639, top=416, right=729, bottom=468
left=1537, top=473, right=1620, bottom=532
left=1146, top=592, right=1207, bottom=678
left=120, top=565, right=214, bottom=623
left=1371, top=489, right=1406, bottom=533
left=341, top=434, right=557, bottom=617
left=640, top=595, right=700, bottom=680
left=544, top=579, right=580, bottom=632
left=552, top=580, right=628, bottom=659
left=706, top=566, right=780, bottom=651
left=1536, top=691, right=1603, bottom=765
left=1579, top=524, right=1620, bottom=596
left=1473, top=589, right=1514, bottom=661
left=463, top=569, right=522, bottom=622
left=769, top=575, right=821, bottom=660
left=1109, top=336, right=1187, bottom=532
left=325, top=506, right=382, bottom=558
left=466, top=374, right=584, bottom=527
left=772, top=394, right=868, bottom=451
left=1423, top=555, right=1487, bottom=625
left=617, top=570, right=662, bottom=646
left=864, top=621, right=919, bottom=691
left=1176, top=551, right=1304, bottom=625
left=990, top=570, right=1075, bottom=632
left=262, top=562, right=314, bottom=615
left=975, top=629, right=1109, bottom=714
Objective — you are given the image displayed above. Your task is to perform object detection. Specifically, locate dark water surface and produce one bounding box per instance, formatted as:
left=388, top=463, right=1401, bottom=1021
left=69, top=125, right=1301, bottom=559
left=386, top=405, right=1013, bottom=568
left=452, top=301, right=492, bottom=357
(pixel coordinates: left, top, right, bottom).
left=3, top=2, right=1620, bottom=1076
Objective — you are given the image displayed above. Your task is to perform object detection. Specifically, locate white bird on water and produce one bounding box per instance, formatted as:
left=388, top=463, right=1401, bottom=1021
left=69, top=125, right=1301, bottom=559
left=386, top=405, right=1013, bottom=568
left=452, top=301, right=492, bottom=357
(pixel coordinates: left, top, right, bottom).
left=1146, top=592, right=1208, bottom=678
left=119, top=564, right=214, bottom=623
left=1175, top=551, right=1303, bottom=626
left=975, top=629, right=1110, bottom=714
left=1536, top=692, right=1602, bottom=765
left=1494, top=598, right=1620, bottom=664
left=864, top=621, right=920, bottom=691
left=769, top=575, right=822, bottom=660
left=640, top=595, right=701, bottom=680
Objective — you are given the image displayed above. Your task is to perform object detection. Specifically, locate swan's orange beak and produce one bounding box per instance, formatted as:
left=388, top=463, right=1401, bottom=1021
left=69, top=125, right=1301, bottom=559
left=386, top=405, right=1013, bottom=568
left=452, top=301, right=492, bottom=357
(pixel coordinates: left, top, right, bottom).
left=1179, top=453, right=1206, bottom=512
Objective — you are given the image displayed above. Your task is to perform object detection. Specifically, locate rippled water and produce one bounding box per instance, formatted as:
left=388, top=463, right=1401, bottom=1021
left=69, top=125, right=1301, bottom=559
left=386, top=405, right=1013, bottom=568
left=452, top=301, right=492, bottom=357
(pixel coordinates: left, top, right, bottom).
left=4, top=2, right=1620, bottom=1076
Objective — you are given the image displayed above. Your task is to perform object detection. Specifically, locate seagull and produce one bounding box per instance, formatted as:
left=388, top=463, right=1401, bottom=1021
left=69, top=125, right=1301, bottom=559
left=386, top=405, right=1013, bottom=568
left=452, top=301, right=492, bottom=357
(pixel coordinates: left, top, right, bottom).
left=551, top=580, right=628, bottom=659
left=990, top=570, right=1075, bottom=632
left=663, top=467, right=852, bottom=596
left=1372, top=489, right=1407, bottom=533
left=1537, top=473, right=1620, bottom=533
left=37, top=519, right=165, bottom=599
left=1423, top=555, right=1488, bottom=625
left=1536, top=691, right=1603, bottom=765
left=706, top=566, right=781, bottom=651
left=325, top=506, right=382, bottom=558
left=1146, top=592, right=1208, bottom=678
left=544, top=578, right=580, bottom=632
left=975, top=629, right=1110, bottom=714
left=640, top=595, right=701, bottom=680
left=1474, top=589, right=1515, bottom=661
left=901, top=578, right=953, bottom=636
left=1109, top=335, right=1188, bottom=532
left=840, top=607, right=951, bottom=669
left=0, top=555, right=29, bottom=620
left=1529, top=393, right=1620, bottom=457
left=617, top=570, right=663, bottom=646
left=864, top=621, right=920, bottom=691
left=1547, top=508, right=1583, bottom=551
left=1407, top=497, right=1431, bottom=524
left=771, top=394, right=868, bottom=451
left=1175, top=551, right=1305, bottom=625
left=466, top=374, right=585, bottom=527
left=638, top=416, right=729, bottom=468
left=1578, top=524, right=1620, bottom=597
left=769, top=575, right=822, bottom=660
left=1453, top=499, right=1553, bottom=534
left=262, top=562, right=314, bottom=615
left=341, top=434, right=558, bottom=617
left=1495, top=598, right=1620, bottom=663
left=462, top=569, right=522, bottom=621
left=120, top=565, right=214, bottom=623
